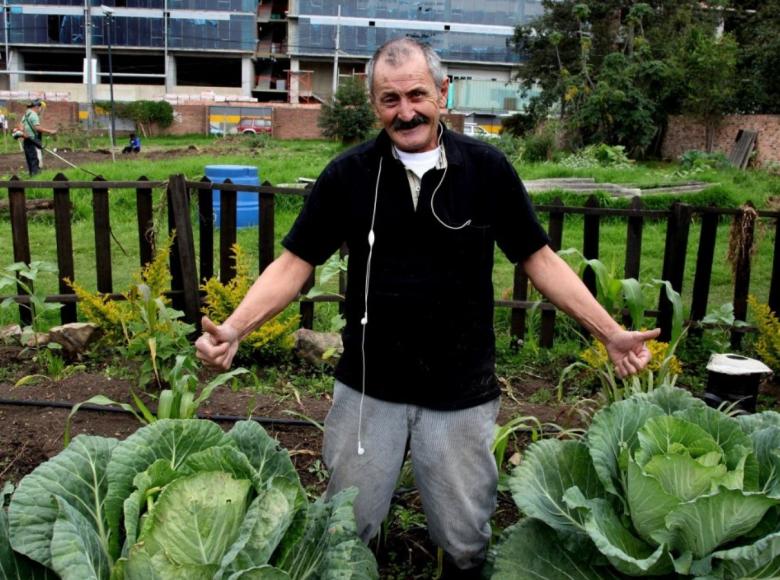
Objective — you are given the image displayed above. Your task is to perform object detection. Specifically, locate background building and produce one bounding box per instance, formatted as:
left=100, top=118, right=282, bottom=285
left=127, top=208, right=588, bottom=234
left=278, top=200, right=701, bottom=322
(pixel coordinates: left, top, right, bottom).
left=0, top=0, right=542, bottom=126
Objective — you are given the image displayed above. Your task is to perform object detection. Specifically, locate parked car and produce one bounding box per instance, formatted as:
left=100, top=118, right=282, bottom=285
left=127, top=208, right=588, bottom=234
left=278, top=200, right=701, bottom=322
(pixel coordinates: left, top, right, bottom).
left=236, top=117, right=272, bottom=135
left=463, top=123, right=499, bottom=140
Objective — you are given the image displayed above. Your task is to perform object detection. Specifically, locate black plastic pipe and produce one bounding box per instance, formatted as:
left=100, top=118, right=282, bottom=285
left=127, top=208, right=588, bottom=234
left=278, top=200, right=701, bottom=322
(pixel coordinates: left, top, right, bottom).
left=0, top=397, right=320, bottom=428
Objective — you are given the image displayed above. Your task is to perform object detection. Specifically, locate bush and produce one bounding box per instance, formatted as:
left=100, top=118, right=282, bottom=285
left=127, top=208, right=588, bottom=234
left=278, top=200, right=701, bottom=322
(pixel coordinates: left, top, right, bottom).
left=679, top=149, right=730, bottom=171
left=318, top=76, right=376, bottom=144
left=201, top=244, right=299, bottom=363
left=100, top=100, right=174, bottom=135
left=560, top=144, right=634, bottom=168
left=501, top=112, right=536, bottom=137
left=492, top=133, right=525, bottom=164
left=522, top=132, right=555, bottom=162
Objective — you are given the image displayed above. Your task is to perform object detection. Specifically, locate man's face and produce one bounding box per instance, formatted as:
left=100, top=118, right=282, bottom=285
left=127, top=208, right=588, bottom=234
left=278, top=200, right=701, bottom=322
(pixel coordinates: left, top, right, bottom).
left=371, top=50, right=449, bottom=153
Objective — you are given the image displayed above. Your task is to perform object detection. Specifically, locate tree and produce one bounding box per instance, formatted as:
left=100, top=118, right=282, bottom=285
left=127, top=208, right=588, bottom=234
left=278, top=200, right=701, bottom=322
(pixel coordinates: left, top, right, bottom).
left=675, top=29, right=738, bottom=151
left=727, top=0, right=780, bottom=113
left=512, top=0, right=737, bottom=157
left=318, top=77, right=376, bottom=144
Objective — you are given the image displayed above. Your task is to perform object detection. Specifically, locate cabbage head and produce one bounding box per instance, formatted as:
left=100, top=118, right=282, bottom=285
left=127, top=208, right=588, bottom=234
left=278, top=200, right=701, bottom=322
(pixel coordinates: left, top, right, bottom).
left=0, top=419, right=378, bottom=580
left=490, top=387, right=780, bottom=579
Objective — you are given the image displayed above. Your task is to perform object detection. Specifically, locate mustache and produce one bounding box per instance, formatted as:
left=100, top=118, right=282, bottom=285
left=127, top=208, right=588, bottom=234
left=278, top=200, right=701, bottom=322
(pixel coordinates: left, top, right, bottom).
left=392, top=114, right=429, bottom=131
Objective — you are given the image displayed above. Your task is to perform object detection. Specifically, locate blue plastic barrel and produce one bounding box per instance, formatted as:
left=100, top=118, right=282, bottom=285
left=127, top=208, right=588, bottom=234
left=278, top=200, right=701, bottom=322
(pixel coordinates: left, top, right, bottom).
left=205, top=165, right=260, bottom=228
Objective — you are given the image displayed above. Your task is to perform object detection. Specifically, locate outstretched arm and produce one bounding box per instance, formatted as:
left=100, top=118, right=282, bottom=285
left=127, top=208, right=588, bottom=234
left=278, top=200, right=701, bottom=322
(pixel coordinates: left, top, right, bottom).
left=522, top=245, right=660, bottom=377
left=196, top=249, right=314, bottom=369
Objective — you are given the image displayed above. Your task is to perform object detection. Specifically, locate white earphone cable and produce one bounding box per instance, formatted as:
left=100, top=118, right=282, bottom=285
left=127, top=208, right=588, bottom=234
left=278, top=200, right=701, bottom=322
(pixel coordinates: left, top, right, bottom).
left=430, top=127, right=471, bottom=230
left=358, top=156, right=383, bottom=456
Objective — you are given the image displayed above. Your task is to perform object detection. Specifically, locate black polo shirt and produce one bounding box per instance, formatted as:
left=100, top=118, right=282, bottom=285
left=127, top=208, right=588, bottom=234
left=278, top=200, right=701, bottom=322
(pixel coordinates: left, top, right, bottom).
left=282, top=127, right=550, bottom=410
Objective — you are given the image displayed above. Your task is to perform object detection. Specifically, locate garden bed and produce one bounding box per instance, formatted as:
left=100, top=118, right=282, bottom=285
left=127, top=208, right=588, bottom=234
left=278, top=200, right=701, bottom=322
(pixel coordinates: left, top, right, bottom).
left=0, top=345, right=578, bottom=578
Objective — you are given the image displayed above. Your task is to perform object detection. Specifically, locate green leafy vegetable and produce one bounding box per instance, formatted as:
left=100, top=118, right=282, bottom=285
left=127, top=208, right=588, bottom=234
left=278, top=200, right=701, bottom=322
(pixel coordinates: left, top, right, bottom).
left=2, top=419, right=377, bottom=580
left=492, top=387, right=780, bottom=578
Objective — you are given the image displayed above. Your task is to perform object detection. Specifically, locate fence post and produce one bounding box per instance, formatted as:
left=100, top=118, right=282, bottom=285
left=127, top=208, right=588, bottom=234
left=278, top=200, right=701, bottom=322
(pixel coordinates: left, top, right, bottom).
left=198, top=176, right=214, bottom=284
left=622, top=196, right=644, bottom=328
left=769, top=210, right=780, bottom=317
left=540, top=197, right=564, bottom=347
left=92, top=176, right=113, bottom=295
left=259, top=180, right=275, bottom=274
left=167, top=180, right=184, bottom=313
left=510, top=264, right=528, bottom=347
left=136, top=175, right=154, bottom=268
left=53, top=173, right=76, bottom=324
left=689, top=207, right=718, bottom=333
left=300, top=272, right=315, bottom=329
left=219, top=178, right=238, bottom=284
left=730, top=203, right=757, bottom=349
left=8, top=176, right=32, bottom=325
left=168, top=174, right=201, bottom=330
left=582, top=195, right=601, bottom=296
left=657, top=203, right=692, bottom=341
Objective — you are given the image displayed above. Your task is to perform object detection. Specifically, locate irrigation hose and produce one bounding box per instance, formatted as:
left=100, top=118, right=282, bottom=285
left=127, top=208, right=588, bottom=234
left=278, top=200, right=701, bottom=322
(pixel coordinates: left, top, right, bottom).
left=0, top=397, right=319, bottom=428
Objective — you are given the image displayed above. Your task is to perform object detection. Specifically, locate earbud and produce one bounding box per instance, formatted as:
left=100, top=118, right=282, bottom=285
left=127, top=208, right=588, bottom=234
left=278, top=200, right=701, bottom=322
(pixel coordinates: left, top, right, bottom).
left=368, top=230, right=375, bottom=246
left=361, top=315, right=368, bottom=325
left=357, top=443, right=365, bottom=455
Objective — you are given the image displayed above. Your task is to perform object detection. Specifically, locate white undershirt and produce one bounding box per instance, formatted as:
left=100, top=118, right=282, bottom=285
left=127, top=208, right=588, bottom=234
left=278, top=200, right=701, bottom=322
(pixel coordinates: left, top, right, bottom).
left=393, top=145, right=445, bottom=209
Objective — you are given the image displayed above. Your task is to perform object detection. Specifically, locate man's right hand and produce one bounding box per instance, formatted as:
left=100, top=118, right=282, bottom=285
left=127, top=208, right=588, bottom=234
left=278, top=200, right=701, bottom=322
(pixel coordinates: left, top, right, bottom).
left=195, top=316, right=240, bottom=370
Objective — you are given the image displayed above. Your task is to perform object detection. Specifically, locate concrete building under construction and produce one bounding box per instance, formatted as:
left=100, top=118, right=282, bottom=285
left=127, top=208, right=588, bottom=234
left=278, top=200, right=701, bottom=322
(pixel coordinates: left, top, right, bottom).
left=0, top=0, right=542, bottom=125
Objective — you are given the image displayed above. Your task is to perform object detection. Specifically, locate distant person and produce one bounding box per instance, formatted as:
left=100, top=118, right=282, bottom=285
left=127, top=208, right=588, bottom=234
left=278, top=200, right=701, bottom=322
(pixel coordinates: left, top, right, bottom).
left=122, top=133, right=141, bottom=154
left=20, top=99, right=56, bottom=176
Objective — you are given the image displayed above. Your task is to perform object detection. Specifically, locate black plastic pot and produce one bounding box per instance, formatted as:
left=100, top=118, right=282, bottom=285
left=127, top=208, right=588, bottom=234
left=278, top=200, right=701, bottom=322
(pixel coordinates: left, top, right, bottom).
left=703, top=353, right=773, bottom=413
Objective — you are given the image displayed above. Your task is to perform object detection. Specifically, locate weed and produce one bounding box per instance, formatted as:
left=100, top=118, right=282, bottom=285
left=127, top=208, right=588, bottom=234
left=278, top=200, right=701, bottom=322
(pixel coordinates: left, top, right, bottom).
left=528, top=387, right=554, bottom=405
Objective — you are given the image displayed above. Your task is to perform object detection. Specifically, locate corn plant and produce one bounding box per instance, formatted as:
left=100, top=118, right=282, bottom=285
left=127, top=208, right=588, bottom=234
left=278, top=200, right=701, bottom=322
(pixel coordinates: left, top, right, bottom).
left=64, top=357, right=248, bottom=444
left=555, top=250, right=685, bottom=403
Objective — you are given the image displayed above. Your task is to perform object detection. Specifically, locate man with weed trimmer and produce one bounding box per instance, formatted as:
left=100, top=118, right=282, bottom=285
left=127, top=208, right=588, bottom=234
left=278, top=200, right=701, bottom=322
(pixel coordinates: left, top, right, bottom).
left=15, top=99, right=57, bottom=176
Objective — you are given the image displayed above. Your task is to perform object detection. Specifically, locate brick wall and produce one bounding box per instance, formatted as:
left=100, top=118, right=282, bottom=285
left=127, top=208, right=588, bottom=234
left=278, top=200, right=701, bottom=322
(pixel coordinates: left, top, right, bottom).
left=6, top=101, right=78, bottom=131
left=662, top=115, right=780, bottom=167
left=168, top=104, right=208, bottom=136
left=272, top=104, right=325, bottom=139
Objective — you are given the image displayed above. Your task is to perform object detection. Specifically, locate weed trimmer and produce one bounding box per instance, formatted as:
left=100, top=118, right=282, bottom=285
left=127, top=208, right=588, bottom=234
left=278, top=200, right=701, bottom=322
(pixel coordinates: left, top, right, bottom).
left=40, top=145, right=101, bottom=178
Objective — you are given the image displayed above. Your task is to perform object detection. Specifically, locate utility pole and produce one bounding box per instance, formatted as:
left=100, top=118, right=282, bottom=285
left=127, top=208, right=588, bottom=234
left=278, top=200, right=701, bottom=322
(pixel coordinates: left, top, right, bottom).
left=84, top=0, right=93, bottom=128
left=3, top=0, right=10, bottom=89
left=331, top=4, right=340, bottom=98
left=101, top=6, right=116, bottom=153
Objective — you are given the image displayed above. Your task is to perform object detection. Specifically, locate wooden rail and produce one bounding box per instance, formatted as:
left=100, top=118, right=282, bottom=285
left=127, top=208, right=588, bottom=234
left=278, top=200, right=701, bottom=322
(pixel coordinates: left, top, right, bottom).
left=1, top=175, right=778, bottom=348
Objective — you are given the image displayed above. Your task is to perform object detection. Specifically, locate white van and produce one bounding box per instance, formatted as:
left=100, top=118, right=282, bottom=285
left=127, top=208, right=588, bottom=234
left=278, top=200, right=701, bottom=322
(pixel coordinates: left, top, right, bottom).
left=463, top=123, right=498, bottom=140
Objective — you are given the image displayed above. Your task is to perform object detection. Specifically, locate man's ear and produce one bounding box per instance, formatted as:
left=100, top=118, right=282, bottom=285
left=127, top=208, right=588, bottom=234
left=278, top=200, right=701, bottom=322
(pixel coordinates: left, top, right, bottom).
left=438, top=77, right=450, bottom=107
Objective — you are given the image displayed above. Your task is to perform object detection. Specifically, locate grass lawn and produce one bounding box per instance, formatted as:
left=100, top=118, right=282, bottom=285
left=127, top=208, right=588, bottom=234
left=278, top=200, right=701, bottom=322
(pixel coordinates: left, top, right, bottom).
left=0, top=135, right=777, bottom=337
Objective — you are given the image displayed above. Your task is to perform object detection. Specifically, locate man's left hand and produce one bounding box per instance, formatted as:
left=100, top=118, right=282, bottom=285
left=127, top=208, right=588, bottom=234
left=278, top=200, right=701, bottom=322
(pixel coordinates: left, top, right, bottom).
left=605, top=328, right=662, bottom=378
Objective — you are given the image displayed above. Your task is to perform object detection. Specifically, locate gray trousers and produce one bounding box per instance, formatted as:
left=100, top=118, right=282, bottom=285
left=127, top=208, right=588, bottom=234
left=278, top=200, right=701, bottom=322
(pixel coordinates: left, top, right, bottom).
left=323, top=380, right=500, bottom=570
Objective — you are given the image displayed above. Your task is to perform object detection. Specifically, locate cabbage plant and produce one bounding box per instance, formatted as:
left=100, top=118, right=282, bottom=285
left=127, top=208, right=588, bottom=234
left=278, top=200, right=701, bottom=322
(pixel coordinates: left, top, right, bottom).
left=0, top=419, right=377, bottom=579
left=490, top=387, right=780, bottom=578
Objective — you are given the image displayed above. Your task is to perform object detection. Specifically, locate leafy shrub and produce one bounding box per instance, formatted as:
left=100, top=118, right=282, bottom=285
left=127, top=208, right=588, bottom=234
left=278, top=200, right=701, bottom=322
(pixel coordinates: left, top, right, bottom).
left=748, top=295, right=780, bottom=372
left=318, top=76, right=376, bottom=144
left=1, top=419, right=378, bottom=579
left=501, top=112, right=536, bottom=137
left=561, top=144, right=634, bottom=168
left=97, top=100, right=174, bottom=135
left=491, top=133, right=525, bottom=164
left=490, top=387, right=780, bottom=578
left=679, top=150, right=730, bottom=172
left=67, top=237, right=197, bottom=388
left=522, top=132, right=555, bottom=162
left=201, top=244, right=299, bottom=363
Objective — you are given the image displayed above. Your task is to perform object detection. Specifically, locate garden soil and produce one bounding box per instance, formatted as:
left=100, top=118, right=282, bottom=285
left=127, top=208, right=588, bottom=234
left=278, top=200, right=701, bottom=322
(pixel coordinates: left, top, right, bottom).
left=0, top=345, right=575, bottom=578
left=0, top=146, right=207, bottom=177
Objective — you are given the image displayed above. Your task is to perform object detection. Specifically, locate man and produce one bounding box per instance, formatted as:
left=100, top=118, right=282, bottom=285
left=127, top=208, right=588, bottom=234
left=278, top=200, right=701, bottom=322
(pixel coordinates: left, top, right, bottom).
left=122, top=132, right=141, bottom=154
left=21, top=99, right=56, bottom=176
left=196, top=38, right=660, bottom=578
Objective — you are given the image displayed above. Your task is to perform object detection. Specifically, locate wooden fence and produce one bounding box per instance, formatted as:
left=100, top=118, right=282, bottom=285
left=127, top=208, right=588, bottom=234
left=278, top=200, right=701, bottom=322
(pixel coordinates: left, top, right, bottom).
left=2, top=174, right=779, bottom=348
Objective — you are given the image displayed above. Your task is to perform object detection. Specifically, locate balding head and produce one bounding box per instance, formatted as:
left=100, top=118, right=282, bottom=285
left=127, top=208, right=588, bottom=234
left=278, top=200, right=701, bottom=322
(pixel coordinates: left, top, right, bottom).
left=366, top=37, right=446, bottom=98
